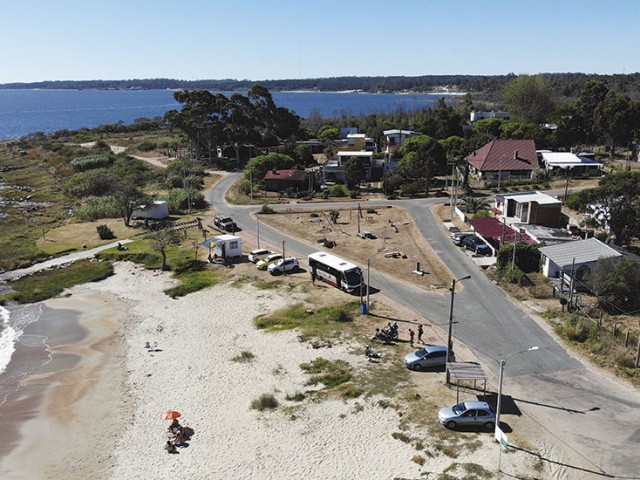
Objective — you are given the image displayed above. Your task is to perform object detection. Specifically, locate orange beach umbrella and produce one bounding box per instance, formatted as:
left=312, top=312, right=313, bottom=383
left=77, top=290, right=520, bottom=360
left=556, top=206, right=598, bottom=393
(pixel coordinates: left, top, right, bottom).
left=162, top=410, right=182, bottom=420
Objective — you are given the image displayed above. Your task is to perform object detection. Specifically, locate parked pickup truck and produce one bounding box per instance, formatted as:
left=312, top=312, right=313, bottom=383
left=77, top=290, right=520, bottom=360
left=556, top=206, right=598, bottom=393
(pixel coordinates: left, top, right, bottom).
left=213, top=215, right=235, bottom=232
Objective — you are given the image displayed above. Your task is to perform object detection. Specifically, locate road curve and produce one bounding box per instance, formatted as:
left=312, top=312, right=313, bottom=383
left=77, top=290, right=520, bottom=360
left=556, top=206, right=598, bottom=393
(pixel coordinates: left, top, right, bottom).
left=210, top=173, right=640, bottom=479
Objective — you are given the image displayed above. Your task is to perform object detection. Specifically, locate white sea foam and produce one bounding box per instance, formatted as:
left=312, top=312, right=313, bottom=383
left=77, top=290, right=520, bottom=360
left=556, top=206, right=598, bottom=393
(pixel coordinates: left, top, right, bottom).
left=0, top=305, right=17, bottom=375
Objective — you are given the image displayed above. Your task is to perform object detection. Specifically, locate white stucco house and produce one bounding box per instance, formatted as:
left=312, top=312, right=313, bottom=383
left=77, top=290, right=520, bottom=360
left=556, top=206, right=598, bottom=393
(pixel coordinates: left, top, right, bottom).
left=538, top=238, right=621, bottom=286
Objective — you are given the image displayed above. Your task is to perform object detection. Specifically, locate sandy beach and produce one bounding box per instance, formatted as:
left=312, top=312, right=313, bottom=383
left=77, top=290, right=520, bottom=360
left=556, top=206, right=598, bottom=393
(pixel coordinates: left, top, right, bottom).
left=0, top=262, right=546, bottom=479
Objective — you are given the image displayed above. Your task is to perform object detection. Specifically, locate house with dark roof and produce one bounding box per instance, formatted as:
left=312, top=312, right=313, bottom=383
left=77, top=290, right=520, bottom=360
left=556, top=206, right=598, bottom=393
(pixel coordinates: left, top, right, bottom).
left=263, top=169, right=309, bottom=192
left=465, top=139, right=538, bottom=185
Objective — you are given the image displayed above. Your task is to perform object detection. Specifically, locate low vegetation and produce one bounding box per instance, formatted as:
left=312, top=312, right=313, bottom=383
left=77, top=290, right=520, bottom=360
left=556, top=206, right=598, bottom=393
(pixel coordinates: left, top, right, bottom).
left=254, top=302, right=360, bottom=341
left=300, top=357, right=353, bottom=389
left=2, top=259, right=113, bottom=304
left=250, top=393, right=279, bottom=412
left=231, top=350, right=255, bottom=363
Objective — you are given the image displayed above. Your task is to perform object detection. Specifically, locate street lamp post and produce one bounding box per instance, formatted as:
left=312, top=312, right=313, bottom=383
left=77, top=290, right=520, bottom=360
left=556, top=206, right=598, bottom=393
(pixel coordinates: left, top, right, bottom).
left=496, top=346, right=539, bottom=433
left=496, top=346, right=538, bottom=472
left=446, top=274, right=471, bottom=385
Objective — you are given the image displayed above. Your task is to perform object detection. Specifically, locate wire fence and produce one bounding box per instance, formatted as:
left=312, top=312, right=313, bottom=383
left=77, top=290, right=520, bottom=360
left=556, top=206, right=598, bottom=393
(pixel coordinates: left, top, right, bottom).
left=553, top=285, right=640, bottom=368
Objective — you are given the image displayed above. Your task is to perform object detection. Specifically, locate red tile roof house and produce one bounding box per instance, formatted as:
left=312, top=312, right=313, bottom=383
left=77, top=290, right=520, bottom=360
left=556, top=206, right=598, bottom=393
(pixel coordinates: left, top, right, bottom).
left=263, top=169, right=309, bottom=192
left=465, top=139, right=539, bottom=186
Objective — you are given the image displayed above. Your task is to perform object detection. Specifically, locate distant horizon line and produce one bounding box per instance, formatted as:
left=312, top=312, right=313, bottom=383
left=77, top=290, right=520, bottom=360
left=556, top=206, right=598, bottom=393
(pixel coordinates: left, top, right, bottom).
left=1, top=71, right=639, bottom=86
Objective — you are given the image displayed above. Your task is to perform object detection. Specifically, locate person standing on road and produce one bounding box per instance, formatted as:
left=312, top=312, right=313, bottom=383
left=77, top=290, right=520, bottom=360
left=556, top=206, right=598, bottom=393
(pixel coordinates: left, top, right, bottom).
left=417, top=324, right=424, bottom=344
left=408, top=329, right=415, bottom=347
left=311, top=270, right=317, bottom=286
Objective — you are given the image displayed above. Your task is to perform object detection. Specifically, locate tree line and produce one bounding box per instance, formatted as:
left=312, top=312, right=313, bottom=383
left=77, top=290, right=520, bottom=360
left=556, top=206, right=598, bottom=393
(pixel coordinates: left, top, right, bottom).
left=3, top=72, right=640, bottom=98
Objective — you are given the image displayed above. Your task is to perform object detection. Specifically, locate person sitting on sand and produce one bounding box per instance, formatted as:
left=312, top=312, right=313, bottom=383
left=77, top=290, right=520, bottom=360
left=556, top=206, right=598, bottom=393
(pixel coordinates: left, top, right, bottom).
left=164, top=440, right=178, bottom=454
left=168, top=418, right=181, bottom=434
left=173, top=430, right=187, bottom=447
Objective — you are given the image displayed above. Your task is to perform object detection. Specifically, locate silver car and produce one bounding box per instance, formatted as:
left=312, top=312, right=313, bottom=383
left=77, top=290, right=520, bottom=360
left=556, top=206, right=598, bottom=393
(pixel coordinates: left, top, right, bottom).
left=438, top=401, right=496, bottom=430
left=403, top=345, right=451, bottom=371
left=267, top=257, right=300, bottom=275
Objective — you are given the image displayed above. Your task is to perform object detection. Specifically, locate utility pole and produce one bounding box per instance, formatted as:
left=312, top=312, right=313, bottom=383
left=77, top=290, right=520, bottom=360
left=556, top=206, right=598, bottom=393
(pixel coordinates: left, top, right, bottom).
left=282, top=240, right=286, bottom=276
left=256, top=216, right=261, bottom=249
left=249, top=159, right=253, bottom=199
left=366, top=258, right=371, bottom=313
left=446, top=274, right=471, bottom=385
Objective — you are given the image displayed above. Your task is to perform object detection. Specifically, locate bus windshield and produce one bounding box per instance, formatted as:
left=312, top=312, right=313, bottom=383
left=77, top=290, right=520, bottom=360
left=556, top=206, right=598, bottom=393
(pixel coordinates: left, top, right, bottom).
left=344, top=268, right=362, bottom=286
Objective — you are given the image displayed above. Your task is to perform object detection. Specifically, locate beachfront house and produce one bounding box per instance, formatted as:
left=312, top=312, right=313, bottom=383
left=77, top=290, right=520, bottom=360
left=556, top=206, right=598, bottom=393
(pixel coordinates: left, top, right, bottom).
left=465, top=139, right=538, bottom=185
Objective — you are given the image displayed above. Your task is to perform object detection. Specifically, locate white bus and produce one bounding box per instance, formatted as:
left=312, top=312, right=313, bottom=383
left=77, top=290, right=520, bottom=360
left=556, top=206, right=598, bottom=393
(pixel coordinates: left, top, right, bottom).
left=308, top=251, right=363, bottom=292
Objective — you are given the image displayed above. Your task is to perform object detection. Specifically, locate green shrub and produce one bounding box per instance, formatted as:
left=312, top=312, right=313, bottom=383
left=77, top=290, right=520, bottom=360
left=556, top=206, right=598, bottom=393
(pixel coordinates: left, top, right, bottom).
left=341, top=385, right=364, bottom=399
left=392, top=432, right=412, bottom=443
left=232, top=350, right=255, bottom=363
left=260, top=203, right=275, bottom=214
left=472, top=209, right=491, bottom=219
left=310, top=212, right=319, bottom=218
left=70, top=154, right=113, bottom=171
left=251, top=393, right=279, bottom=411
left=64, top=170, right=115, bottom=198
left=75, top=196, right=120, bottom=221
left=327, top=308, right=353, bottom=323
left=559, top=316, right=590, bottom=342
left=137, top=141, right=156, bottom=152
left=614, top=353, right=635, bottom=369
left=96, top=224, right=115, bottom=240
left=328, top=184, right=348, bottom=197
left=366, top=208, right=377, bottom=214
left=237, top=179, right=252, bottom=195
left=285, top=392, right=306, bottom=402
left=166, top=188, right=206, bottom=213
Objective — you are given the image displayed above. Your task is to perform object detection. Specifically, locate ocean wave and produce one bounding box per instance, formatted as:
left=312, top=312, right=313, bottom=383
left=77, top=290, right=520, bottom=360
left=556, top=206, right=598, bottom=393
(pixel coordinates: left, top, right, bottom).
left=0, top=306, right=17, bottom=376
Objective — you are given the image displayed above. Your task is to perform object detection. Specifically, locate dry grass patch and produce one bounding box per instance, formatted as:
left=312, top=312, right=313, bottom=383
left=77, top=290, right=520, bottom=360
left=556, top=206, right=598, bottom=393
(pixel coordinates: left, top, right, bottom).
left=36, top=219, right=143, bottom=253
left=258, top=205, right=450, bottom=291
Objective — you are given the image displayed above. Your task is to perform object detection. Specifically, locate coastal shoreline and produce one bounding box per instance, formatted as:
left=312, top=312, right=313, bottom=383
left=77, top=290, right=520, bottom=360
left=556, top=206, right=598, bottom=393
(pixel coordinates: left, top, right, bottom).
left=0, top=293, right=127, bottom=480
left=0, top=262, right=544, bottom=479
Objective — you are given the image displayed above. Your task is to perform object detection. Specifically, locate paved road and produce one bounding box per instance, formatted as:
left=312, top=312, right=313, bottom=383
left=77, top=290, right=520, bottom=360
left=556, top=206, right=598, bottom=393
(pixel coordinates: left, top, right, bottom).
left=210, top=173, right=640, bottom=479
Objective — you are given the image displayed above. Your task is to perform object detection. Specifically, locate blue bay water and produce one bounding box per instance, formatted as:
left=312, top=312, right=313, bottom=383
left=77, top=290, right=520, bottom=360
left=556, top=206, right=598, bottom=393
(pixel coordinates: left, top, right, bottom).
left=0, top=89, right=458, bottom=140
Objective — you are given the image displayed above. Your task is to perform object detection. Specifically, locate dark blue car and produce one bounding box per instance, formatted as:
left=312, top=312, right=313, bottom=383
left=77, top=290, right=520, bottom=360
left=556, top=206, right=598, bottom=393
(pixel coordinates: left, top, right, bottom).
left=461, top=235, right=492, bottom=256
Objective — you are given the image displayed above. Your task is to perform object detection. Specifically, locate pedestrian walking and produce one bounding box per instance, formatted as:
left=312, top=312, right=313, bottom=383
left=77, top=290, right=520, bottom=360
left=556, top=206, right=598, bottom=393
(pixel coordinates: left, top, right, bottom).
left=417, top=324, right=424, bottom=343
left=408, top=329, right=415, bottom=347
left=311, top=271, right=316, bottom=286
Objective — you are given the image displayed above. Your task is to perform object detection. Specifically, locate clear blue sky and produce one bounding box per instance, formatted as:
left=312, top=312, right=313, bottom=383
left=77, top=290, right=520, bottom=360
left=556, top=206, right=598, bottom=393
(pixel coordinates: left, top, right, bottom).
left=1, top=0, right=638, bottom=83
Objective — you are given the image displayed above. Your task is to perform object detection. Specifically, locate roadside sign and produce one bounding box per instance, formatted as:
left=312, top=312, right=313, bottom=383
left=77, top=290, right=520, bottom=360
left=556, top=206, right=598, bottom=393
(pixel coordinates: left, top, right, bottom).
left=494, top=426, right=509, bottom=450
